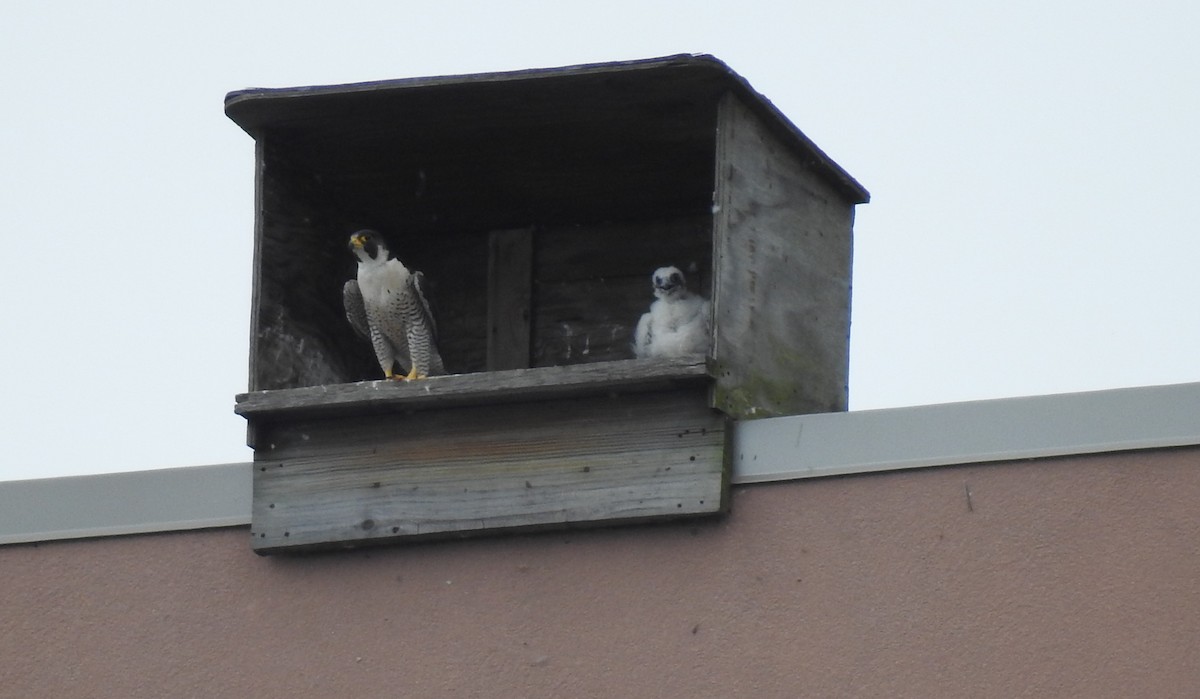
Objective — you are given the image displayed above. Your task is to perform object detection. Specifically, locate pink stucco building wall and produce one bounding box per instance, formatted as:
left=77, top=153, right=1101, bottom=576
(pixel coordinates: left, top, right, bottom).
left=4, top=446, right=1199, bottom=697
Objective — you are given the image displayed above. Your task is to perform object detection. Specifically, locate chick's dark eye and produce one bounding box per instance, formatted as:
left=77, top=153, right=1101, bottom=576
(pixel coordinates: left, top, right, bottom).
left=671, top=273, right=682, bottom=284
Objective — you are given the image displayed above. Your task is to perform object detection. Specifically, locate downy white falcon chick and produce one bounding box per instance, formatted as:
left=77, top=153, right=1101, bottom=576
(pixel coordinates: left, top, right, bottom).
left=344, top=230, right=445, bottom=380
left=633, top=265, right=710, bottom=359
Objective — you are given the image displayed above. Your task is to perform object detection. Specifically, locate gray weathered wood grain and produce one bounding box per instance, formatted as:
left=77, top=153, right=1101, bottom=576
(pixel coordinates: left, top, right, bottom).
left=236, top=357, right=711, bottom=419
left=487, top=228, right=534, bottom=371
left=250, top=388, right=728, bottom=552
left=711, top=93, right=854, bottom=418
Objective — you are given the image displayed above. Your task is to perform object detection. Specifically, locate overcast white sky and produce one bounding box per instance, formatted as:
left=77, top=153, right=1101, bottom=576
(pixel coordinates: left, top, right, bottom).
left=2, top=2, right=1198, bottom=482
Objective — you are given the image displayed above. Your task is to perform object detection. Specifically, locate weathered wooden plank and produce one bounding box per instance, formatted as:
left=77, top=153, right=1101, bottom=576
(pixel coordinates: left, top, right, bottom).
left=487, top=228, right=533, bottom=370
left=534, top=217, right=712, bottom=283
left=235, top=357, right=711, bottom=419
left=250, top=388, right=729, bottom=553
left=248, top=139, right=266, bottom=394
left=531, top=275, right=645, bottom=366
left=711, top=93, right=854, bottom=418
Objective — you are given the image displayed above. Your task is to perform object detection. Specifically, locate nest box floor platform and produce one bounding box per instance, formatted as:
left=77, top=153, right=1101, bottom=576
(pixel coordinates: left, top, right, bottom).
left=236, top=358, right=729, bottom=553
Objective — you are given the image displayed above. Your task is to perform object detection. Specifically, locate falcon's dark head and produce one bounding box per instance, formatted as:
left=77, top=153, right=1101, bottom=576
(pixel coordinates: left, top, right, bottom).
left=348, top=230, right=388, bottom=263
left=652, top=265, right=687, bottom=300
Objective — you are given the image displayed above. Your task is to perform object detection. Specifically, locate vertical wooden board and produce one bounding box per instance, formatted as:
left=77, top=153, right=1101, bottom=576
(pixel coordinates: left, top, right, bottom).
left=247, top=139, right=265, bottom=393
left=712, top=93, right=854, bottom=418
left=487, top=228, right=533, bottom=370
left=250, top=389, right=729, bottom=552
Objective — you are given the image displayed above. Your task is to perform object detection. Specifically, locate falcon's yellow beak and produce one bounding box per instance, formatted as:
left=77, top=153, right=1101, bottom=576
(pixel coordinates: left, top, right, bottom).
left=350, top=234, right=365, bottom=248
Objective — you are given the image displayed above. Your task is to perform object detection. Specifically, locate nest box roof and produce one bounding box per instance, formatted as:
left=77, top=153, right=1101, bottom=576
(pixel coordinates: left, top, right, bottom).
left=224, top=54, right=869, bottom=205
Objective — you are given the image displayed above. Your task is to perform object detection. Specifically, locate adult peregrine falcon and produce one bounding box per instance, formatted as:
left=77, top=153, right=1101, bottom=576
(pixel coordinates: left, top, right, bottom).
left=344, top=230, right=445, bottom=380
left=633, top=265, right=711, bottom=359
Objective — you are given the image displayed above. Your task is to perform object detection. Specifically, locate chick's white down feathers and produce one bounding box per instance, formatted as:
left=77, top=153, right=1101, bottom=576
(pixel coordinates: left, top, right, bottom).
left=633, top=266, right=710, bottom=359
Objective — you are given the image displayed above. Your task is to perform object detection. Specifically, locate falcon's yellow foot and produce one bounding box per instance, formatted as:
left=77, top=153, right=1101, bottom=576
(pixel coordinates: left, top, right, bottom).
left=383, top=367, right=404, bottom=381
left=403, top=366, right=427, bottom=381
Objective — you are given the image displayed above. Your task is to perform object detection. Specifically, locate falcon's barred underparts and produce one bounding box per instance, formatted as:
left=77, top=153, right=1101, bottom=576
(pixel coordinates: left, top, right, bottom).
left=633, top=265, right=711, bottom=359
left=344, top=230, right=445, bottom=380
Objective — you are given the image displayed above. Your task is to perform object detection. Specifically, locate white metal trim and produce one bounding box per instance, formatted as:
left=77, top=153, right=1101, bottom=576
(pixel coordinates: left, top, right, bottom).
left=733, top=381, right=1200, bottom=483
left=3, top=382, right=1198, bottom=545
left=0, top=463, right=252, bottom=545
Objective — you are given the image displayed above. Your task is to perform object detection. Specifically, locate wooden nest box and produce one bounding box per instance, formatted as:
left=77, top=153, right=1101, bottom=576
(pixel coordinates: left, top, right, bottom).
left=227, top=54, right=868, bottom=554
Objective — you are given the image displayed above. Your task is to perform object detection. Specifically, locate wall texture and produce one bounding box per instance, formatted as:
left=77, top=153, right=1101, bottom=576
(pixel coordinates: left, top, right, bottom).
left=4, top=447, right=1199, bottom=698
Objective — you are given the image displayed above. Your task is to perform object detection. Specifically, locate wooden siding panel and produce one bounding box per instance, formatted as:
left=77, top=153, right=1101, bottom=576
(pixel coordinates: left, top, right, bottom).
left=236, top=357, right=710, bottom=418
left=250, top=388, right=728, bottom=553
left=712, top=93, right=854, bottom=418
